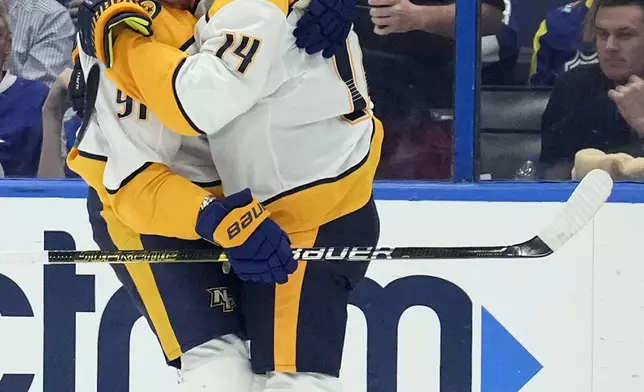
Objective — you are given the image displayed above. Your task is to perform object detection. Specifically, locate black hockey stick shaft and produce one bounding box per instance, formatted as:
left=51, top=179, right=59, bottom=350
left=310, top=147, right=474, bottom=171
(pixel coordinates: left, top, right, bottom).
left=39, top=236, right=551, bottom=265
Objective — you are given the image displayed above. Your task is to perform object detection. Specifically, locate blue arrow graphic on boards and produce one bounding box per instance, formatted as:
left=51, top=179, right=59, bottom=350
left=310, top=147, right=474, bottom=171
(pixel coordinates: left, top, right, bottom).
left=481, top=307, right=543, bottom=392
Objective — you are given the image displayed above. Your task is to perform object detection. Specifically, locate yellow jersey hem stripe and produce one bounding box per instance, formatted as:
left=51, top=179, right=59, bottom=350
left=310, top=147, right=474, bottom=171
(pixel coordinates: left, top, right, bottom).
left=105, top=162, right=154, bottom=195
left=78, top=150, right=108, bottom=162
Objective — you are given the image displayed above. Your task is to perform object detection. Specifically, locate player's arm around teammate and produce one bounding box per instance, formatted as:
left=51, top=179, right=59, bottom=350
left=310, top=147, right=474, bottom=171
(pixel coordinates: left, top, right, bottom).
left=75, top=0, right=354, bottom=137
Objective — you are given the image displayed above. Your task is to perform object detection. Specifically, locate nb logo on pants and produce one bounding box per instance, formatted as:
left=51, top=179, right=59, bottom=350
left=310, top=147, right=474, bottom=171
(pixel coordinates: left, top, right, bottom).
left=207, top=287, right=236, bottom=312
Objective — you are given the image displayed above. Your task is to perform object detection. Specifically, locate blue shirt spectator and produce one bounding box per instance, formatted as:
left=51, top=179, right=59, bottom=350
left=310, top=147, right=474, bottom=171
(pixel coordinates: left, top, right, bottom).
left=0, top=0, right=49, bottom=178
left=0, top=72, right=49, bottom=177
left=529, top=0, right=597, bottom=86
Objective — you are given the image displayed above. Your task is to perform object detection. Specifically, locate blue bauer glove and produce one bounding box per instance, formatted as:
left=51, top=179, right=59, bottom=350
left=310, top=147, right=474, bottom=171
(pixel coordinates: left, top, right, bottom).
left=195, top=189, right=298, bottom=284
left=77, top=0, right=153, bottom=68
left=293, top=0, right=356, bottom=58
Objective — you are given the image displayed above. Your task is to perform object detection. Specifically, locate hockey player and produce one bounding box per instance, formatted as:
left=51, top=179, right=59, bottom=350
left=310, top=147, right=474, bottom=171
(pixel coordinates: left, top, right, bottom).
left=67, top=4, right=292, bottom=391
left=75, top=0, right=383, bottom=391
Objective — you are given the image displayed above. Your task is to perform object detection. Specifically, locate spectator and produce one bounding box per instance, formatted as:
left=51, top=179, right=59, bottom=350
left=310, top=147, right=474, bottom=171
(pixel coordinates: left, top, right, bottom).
left=537, top=0, right=644, bottom=180
left=5, top=0, right=75, bottom=86
left=530, top=0, right=597, bottom=86
left=482, top=0, right=520, bottom=85
left=573, top=73, right=644, bottom=181
left=356, top=0, right=508, bottom=108
left=367, top=0, right=505, bottom=38
left=0, top=0, right=49, bottom=178
left=363, top=0, right=513, bottom=90
left=354, top=0, right=510, bottom=180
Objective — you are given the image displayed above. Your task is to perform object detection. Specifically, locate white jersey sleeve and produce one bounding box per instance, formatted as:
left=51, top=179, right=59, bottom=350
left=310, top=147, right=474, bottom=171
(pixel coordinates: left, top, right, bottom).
left=176, top=0, right=288, bottom=133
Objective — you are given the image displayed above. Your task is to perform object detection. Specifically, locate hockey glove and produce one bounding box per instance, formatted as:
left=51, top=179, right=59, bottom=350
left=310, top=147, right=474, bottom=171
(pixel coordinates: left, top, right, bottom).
left=195, top=189, right=298, bottom=284
left=77, top=0, right=153, bottom=68
left=293, top=0, right=355, bottom=58
left=68, top=58, right=86, bottom=118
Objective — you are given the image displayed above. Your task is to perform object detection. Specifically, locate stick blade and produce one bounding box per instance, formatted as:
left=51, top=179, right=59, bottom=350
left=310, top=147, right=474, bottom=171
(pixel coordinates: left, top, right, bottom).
left=537, top=169, right=613, bottom=252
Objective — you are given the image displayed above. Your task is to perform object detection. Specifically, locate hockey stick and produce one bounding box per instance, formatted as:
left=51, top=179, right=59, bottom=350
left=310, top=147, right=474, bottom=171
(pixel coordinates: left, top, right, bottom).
left=0, top=169, right=612, bottom=265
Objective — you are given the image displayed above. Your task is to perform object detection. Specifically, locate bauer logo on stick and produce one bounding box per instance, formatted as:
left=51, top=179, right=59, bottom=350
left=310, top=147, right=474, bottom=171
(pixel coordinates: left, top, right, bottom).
left=292, top=247, right=395, bottom=261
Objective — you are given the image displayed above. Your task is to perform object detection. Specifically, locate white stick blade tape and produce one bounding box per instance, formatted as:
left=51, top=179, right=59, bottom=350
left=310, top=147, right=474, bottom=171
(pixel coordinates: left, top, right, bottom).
left=537, top=169, right=613, bottom=251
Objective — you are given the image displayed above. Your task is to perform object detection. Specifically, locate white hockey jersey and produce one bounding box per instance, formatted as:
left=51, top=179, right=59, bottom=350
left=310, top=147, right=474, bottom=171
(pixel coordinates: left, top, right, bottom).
left=105, top=0, right=383, bottom=235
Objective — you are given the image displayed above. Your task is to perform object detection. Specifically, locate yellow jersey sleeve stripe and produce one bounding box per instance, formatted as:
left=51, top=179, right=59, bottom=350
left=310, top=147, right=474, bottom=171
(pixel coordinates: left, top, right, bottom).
left=106, top=162, right=211, bottom=240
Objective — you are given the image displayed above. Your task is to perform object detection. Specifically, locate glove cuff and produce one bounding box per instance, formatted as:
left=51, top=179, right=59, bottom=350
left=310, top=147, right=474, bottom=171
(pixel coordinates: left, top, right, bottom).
left=92, top=1, right=151, bottom=66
